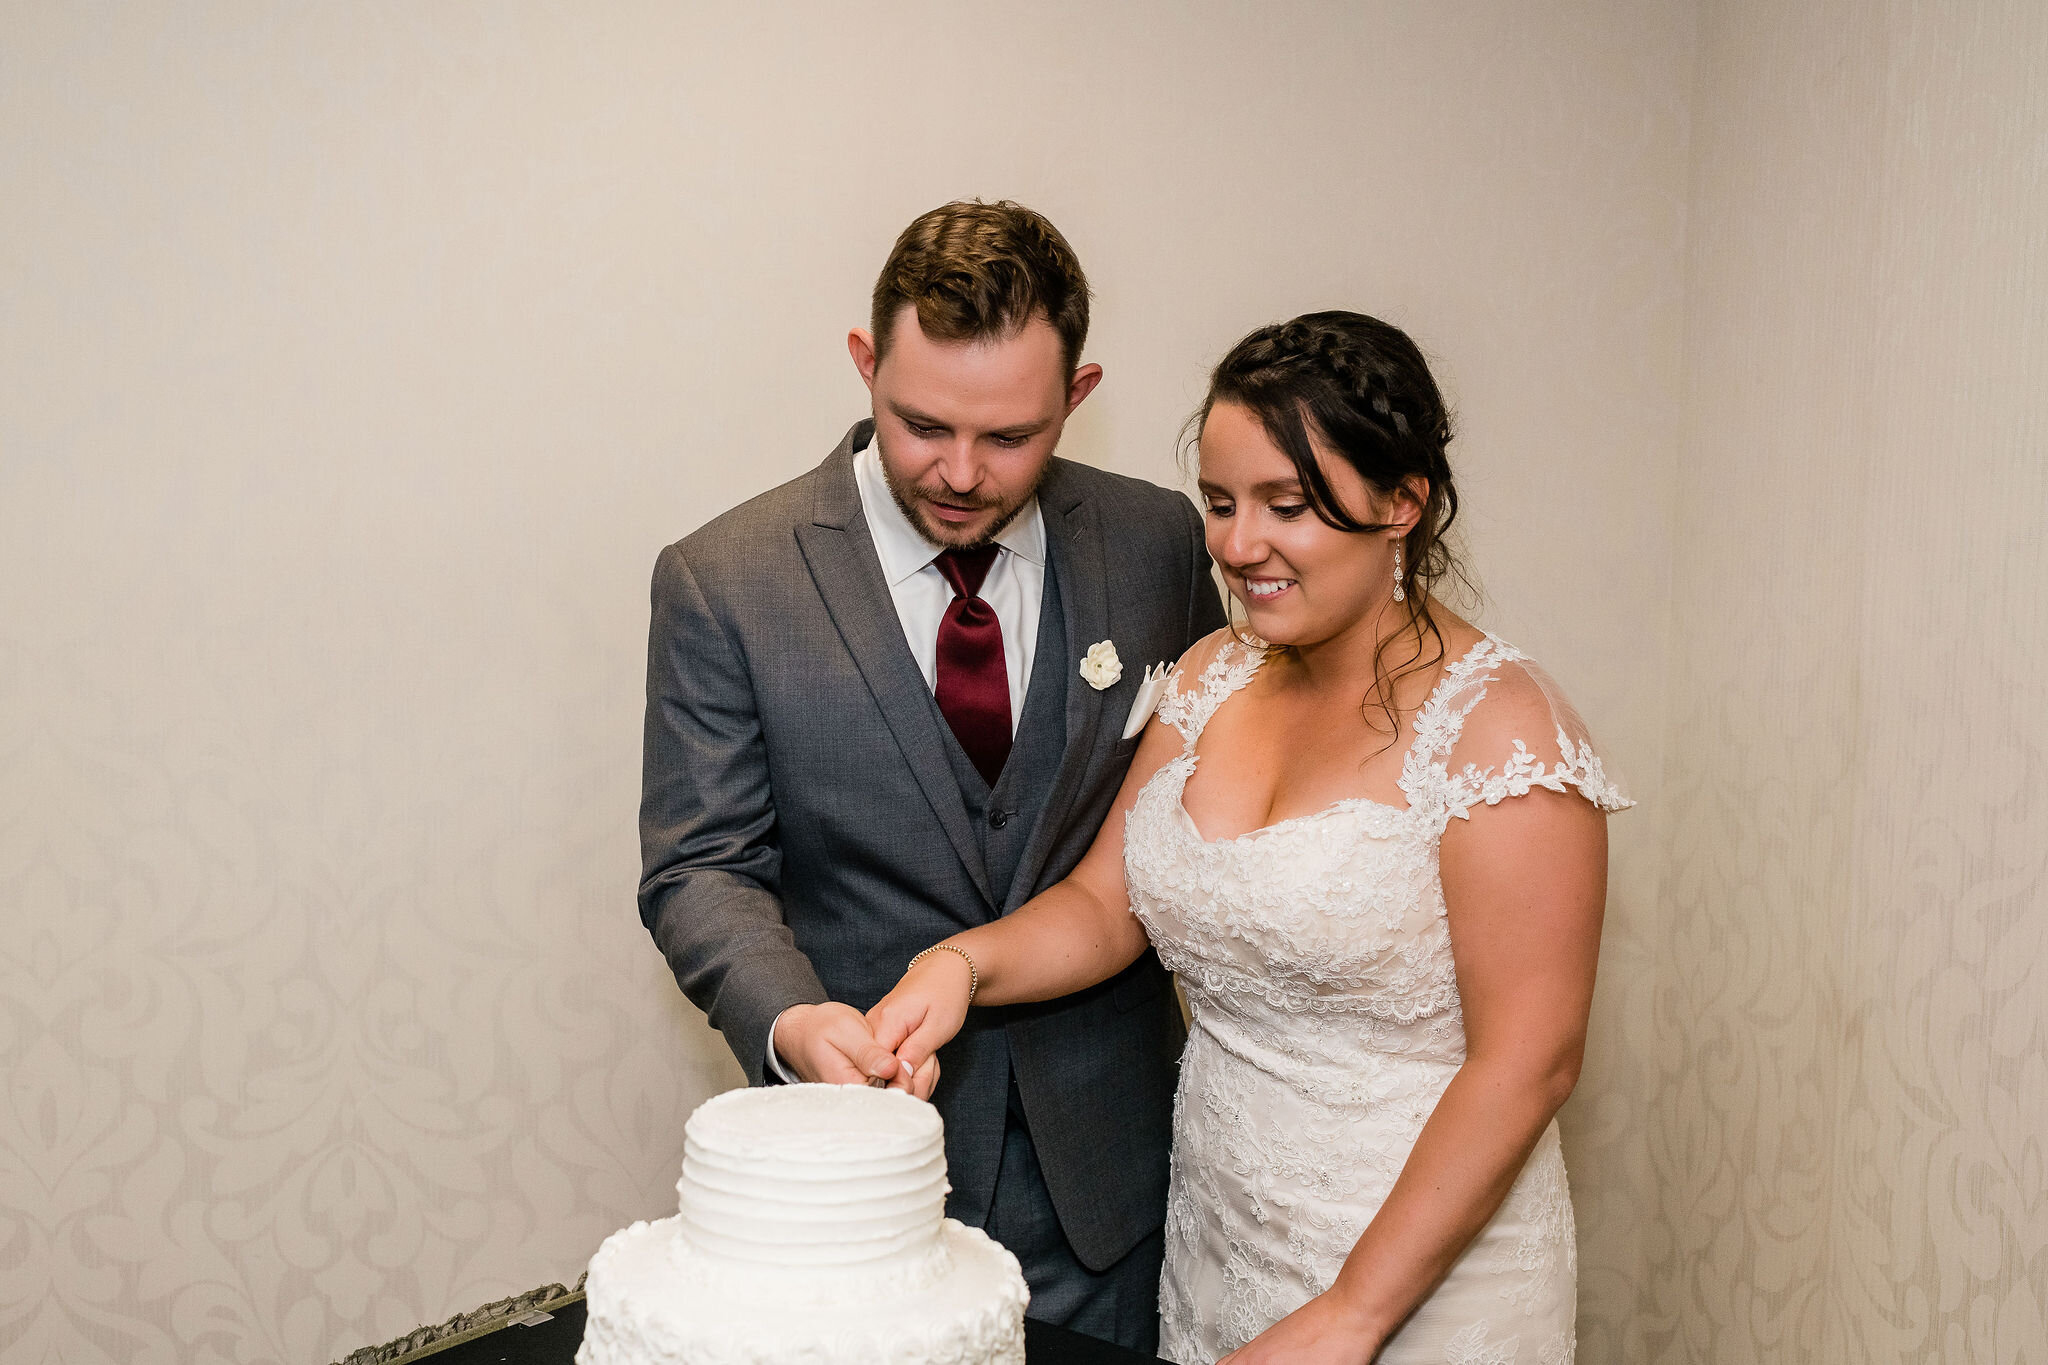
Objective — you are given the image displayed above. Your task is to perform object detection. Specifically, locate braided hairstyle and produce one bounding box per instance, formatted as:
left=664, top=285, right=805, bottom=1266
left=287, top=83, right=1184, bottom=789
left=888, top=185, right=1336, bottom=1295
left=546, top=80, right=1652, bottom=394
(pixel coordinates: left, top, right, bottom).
left=1192, top=310, right=1469, bottom=743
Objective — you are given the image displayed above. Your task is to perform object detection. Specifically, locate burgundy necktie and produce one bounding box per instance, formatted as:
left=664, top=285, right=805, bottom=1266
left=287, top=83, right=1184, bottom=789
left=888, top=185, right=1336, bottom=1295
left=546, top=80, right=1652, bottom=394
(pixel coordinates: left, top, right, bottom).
left=933, top=546, right=1011, bottom=787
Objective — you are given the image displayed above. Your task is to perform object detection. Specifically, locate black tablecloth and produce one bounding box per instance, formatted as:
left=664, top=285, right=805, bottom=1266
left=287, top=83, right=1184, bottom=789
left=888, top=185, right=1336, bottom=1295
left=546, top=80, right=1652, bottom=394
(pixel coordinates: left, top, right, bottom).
left=422, top=1296, right=1164, bottom=1365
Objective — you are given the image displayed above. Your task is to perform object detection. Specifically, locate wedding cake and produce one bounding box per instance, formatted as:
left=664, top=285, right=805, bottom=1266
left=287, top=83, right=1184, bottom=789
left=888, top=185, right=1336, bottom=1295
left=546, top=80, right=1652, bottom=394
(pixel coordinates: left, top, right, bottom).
left=577, top=1084, right=1028, bottom=1365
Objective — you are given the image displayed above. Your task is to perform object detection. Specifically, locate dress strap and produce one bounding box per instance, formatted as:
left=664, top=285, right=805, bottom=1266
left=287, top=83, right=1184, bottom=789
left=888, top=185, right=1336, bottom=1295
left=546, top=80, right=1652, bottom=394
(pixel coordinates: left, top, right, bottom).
left=1395, top=635, right=1524, bottom=810
left=1155, top=635, right=1271, bottom=751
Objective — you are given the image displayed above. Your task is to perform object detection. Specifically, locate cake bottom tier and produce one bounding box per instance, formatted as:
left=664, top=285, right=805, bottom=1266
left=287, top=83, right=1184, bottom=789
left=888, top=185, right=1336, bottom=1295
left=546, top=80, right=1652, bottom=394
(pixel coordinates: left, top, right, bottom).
left=577, top=1215, right=1028, bottom=1365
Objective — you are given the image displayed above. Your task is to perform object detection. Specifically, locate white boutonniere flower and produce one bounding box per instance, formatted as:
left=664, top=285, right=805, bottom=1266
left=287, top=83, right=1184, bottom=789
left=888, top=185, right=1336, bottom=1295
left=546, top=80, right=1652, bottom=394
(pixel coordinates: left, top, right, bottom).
left=1079, top=640, right=1123, bottom=690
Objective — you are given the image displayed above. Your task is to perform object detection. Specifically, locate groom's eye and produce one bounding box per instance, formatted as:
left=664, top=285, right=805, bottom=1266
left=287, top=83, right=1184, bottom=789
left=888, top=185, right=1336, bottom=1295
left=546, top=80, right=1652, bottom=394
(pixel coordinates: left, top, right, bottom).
left=905, top=421, right=943, bottom=438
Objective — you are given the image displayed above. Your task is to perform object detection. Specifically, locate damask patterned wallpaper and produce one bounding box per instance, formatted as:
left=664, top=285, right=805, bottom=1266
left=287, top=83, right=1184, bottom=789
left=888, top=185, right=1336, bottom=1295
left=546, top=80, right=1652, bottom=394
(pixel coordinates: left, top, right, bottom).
left=2, top=2, right=2038, bottom=1364
left=1643, top=0, right=2047, bottom=1359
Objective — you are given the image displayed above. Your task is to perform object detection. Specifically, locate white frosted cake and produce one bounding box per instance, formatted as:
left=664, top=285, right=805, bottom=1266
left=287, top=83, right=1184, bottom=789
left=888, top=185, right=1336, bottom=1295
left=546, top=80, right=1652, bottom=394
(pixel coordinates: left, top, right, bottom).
left=577, top=1084, right=1028, bottom=1365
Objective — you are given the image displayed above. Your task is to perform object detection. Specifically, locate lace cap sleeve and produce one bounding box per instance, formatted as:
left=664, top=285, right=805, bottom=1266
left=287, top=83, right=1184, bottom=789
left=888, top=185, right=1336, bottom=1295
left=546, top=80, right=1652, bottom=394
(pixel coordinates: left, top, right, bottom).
left=1154, top=629, right=1269, bottom=747
left=1424, top=649, right=1633, bottom=819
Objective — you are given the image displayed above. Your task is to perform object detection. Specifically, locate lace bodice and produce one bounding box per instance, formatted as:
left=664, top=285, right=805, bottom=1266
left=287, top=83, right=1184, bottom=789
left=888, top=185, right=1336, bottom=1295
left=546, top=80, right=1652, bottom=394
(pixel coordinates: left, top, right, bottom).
left=1126, top=632, right=1629, bottom=1365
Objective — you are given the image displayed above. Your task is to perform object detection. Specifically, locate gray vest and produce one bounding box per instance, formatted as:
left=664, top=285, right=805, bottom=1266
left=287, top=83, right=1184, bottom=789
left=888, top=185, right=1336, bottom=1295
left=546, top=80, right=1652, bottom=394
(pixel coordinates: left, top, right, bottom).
left=936, top=560, right=1071, bottom=914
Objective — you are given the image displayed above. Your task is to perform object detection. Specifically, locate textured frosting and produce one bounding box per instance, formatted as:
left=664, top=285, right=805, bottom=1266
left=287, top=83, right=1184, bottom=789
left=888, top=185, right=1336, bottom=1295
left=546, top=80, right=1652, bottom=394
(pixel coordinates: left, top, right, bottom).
left=578, top=1085, right=1027, bottom=1365
left=678, top=1084, right=949, bottom=1279
left=581, top=1216, right=1026, bottom=1365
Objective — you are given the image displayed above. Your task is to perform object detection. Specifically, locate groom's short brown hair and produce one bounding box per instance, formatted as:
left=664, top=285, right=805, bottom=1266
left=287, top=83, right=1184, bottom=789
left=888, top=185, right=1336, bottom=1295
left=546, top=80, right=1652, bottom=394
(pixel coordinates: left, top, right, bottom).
left=870, top=200, right=1092, bottom=375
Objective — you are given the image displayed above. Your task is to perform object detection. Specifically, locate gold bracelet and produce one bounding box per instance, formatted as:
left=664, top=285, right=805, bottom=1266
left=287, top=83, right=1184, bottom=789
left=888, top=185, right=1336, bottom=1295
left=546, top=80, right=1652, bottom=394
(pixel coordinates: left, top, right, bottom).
left=908, top=943, right=978, bottom=1006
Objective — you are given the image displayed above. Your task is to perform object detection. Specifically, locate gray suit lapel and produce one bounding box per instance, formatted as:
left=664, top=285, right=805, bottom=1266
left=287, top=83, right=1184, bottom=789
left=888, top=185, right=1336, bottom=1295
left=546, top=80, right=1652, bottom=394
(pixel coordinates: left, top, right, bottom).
left=1007, top=461, right=1112, bottom=905
left=794, top=427, right=996, bottom=908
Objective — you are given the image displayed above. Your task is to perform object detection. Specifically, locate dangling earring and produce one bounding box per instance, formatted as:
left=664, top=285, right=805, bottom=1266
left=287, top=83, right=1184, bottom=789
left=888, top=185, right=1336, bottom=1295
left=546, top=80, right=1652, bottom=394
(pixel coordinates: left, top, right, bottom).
left=1392, top=539, right=1406, bottom=603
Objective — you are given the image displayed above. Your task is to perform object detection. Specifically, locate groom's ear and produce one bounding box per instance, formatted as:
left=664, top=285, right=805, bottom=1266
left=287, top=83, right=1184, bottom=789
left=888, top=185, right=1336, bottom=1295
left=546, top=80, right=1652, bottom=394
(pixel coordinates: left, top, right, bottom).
left=1064, top=361, right=1104, bottom=413
left=848, top=328, right=880, bottom=391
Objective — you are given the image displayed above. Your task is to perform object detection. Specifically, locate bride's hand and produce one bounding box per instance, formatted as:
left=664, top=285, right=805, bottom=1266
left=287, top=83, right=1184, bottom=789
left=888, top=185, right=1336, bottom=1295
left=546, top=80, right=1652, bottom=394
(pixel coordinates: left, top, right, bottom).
left=1215, top=1290, right=1384, bottom=1365
left=866, top=947, right=976, bottom=1099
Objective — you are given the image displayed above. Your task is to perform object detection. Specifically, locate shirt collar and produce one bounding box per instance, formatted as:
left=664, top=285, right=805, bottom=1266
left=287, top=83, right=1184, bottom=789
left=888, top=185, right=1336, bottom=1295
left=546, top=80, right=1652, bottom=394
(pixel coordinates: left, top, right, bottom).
left=853, top=428, right=1046, bottom=587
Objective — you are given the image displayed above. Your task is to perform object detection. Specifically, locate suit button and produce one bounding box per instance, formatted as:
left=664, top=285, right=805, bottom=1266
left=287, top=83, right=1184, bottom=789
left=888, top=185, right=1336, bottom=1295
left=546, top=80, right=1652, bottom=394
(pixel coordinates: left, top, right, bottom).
left=988, top=809, right=1011, bottom=830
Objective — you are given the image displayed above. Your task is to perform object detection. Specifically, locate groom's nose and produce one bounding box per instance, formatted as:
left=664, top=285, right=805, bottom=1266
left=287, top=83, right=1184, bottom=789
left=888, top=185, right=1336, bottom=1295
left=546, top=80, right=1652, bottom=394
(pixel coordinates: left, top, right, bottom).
left=931, top=440, right=984, bottom=494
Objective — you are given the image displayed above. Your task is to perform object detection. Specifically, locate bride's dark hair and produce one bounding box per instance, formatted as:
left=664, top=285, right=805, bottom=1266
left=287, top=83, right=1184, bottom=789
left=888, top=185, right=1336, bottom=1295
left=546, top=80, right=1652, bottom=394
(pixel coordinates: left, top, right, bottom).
left=1189, top=310, right=1470, bottom=743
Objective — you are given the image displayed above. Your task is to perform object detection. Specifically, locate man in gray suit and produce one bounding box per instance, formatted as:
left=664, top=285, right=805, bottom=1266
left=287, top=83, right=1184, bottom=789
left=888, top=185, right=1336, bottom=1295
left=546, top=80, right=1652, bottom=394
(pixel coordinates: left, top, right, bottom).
left=638, top=201, right=1225, bottom=1352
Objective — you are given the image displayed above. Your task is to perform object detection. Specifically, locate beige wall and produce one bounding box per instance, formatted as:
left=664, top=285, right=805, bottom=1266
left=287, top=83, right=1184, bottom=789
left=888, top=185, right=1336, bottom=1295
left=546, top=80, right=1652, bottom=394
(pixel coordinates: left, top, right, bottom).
left=1645, top=0, right=2048, bottom=1359
left=1, top=1, right=2037, bottom=1363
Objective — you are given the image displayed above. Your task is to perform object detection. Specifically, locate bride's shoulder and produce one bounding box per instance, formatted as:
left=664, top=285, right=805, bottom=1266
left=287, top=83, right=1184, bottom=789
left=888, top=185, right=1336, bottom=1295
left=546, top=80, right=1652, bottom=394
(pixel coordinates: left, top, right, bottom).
left=1454, top=653, right=1555, bottom=744
left=1426, top=613, right=1489, bottom=670
left=1429, top=623, right=1565, bottom=752
left=1171, top=626, right=1256, bottom=678
left=1429, top=629, right=1633, bottom=811
left=1156, top=628, right=1268, bottom=722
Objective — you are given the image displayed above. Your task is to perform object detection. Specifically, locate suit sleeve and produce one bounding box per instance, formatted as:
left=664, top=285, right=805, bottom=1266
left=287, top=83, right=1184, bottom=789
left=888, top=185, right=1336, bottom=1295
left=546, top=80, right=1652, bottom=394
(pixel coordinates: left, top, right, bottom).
left=1181, top=496, right=1230, bottom=645
left=639, top=543, right=829, bottom=1085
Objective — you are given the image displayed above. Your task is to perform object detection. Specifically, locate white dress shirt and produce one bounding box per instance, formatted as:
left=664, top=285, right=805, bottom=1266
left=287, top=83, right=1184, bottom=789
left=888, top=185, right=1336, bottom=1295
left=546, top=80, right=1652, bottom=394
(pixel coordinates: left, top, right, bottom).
left=769, top=428, right=1048, bottom=1079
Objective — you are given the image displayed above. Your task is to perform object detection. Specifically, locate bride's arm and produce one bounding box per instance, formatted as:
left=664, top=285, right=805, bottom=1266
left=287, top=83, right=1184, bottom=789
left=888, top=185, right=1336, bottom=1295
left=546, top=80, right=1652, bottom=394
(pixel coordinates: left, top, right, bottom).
left=866, top=679, right=1194, bottom=1086
left=1223, top=768, right=1609, bottom=1361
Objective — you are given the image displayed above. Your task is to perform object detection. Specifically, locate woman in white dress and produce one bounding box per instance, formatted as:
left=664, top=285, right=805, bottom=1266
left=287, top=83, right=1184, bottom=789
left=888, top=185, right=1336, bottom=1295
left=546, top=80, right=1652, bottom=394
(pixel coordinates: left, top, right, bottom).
left=871, top=312, right=1631, bottom=1364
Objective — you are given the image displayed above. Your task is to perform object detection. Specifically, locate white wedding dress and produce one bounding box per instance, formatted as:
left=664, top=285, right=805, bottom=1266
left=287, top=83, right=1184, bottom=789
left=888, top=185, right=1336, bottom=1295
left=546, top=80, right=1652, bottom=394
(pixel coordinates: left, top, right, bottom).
left=1125, top=633, right=1631, bottom=1365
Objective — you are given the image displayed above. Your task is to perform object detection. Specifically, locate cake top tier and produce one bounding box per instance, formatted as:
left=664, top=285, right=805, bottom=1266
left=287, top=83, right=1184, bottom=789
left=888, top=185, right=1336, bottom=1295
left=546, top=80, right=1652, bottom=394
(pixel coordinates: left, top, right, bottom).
left=686, top=1083, right=943, bottom=1163
left=676, top=1084, right=951, bottom=1275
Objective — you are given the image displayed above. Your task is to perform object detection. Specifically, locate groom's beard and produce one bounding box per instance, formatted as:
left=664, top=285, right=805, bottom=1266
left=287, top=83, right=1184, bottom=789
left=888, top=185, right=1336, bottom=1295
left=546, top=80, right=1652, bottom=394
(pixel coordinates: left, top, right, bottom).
left=881, top=452, right=1041, bottom=550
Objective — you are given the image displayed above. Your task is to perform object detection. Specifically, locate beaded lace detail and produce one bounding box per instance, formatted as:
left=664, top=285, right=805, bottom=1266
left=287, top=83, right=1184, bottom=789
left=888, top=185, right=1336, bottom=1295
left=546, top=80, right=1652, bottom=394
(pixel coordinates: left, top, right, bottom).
left=1130, top=633, right=1619, bottom=1364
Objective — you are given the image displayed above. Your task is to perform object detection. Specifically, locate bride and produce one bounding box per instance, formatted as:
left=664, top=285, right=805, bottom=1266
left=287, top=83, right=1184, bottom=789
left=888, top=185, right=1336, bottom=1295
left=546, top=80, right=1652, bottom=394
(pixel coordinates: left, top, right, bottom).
left=869, top=311, right=1631, bottom=1364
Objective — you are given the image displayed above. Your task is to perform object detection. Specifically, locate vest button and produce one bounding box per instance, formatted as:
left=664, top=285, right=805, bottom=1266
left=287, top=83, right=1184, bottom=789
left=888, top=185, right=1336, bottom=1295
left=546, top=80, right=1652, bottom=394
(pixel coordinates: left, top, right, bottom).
left=988, top=809, right=1011, bottom=830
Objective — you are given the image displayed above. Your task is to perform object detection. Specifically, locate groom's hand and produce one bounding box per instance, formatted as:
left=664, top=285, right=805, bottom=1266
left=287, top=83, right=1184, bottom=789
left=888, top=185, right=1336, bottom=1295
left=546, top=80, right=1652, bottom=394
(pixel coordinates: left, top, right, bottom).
left=771, top=1003, right=904, bottom=1087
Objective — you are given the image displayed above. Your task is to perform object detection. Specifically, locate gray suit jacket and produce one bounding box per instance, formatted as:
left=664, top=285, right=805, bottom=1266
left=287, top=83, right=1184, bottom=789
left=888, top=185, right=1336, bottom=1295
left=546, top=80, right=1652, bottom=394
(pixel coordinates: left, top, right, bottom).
left=639, top=419, right=1227, bottom=1269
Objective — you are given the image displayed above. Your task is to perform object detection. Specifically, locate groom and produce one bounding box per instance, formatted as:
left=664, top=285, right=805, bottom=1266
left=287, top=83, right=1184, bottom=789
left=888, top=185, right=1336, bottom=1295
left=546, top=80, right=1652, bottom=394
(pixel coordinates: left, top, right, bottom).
left=638, top=200, right=1225, bottom=1350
